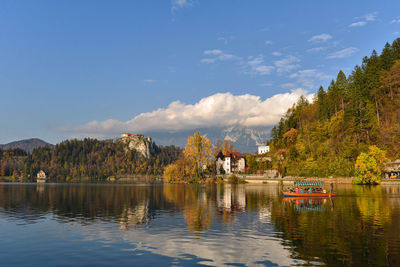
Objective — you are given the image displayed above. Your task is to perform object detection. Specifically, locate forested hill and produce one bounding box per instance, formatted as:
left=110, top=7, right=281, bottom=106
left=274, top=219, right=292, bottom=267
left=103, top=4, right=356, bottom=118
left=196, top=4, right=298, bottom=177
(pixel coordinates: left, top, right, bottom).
left=1, top=138, right=182, bottom=182
left=0, top=138, right=52, bottom=153
left=269, top=38, right=400, bottom=177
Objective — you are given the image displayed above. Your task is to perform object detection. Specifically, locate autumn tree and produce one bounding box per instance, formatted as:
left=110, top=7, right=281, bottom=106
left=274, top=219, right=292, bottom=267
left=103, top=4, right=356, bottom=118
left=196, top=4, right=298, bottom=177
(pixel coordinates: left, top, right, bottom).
left=213, top=140, right=236, bottom=156
left=184, top=131, right=212, bottom=178
left=354, top=146, right=387, bottom=184
left=164, top=157, right=193, bottom=183
left=283, top=128, right=298, bottom=146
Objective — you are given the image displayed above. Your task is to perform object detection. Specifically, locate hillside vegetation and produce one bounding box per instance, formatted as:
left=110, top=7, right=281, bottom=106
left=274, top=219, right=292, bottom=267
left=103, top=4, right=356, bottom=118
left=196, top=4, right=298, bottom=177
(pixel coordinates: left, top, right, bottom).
left=1, top=138, right=182, bottom=182
left=269, top=38, right=400, bottom=177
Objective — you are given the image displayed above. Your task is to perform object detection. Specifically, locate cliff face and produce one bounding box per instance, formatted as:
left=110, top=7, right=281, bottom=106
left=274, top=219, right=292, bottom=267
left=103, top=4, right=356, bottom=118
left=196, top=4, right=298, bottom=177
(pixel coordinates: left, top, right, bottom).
left=120, top=135, right=156, bottom=158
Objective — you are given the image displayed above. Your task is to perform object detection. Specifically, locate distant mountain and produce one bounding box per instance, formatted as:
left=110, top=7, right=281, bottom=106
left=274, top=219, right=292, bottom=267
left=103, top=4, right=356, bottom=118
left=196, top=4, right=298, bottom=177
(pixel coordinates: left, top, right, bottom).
left=145, top=126, right=271, bottom=153
left=0, top=138, right=53, bottom=153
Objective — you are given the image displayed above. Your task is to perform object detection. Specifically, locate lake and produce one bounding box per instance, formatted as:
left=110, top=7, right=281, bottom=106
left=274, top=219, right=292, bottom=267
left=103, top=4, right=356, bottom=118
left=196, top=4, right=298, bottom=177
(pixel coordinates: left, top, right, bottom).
left=0, top=183, right=399, bottom=266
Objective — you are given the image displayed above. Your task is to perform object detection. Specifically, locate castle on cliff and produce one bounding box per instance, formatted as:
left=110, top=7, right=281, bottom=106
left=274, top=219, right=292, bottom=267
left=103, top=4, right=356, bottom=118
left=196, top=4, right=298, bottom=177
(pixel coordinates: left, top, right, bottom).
left=120, top=133, right=156, bottom=158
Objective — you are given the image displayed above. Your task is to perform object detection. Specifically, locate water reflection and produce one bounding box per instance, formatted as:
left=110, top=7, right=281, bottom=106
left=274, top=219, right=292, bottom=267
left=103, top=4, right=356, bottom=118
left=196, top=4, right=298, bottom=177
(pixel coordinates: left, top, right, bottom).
left=0, top=183, right=399, bottom=266
left=282, top=197, right=332, bottom=212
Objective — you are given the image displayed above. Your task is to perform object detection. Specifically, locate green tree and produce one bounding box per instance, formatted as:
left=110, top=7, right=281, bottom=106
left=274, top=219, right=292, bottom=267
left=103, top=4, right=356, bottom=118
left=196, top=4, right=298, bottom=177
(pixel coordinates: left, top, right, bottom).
left=335, top=70, right=348, bottom=110
left=354, top=146, right=387, bottom=184
left=317, top=86, right=328, bottom=120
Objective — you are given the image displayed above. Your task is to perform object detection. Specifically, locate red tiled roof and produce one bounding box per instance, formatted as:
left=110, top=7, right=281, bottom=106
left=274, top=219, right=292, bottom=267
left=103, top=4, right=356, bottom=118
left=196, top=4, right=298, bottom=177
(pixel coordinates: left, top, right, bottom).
left=230, top=151, right=244, bottom=158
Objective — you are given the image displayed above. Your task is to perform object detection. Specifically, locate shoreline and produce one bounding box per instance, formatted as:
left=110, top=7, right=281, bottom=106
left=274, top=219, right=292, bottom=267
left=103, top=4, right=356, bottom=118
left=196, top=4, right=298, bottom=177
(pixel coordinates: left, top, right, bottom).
left=2, top=175, right=400, bottom=185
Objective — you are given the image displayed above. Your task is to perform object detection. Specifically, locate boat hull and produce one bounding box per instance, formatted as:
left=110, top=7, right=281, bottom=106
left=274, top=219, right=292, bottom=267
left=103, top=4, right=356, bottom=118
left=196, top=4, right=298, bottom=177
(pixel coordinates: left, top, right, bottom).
left=282, top=191, right=337, bottom=198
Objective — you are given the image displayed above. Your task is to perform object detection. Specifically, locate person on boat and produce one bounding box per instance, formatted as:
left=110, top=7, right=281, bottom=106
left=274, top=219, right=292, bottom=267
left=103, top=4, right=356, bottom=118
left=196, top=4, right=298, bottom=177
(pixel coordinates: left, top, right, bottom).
left=330, top=183, right=334, bottom=193
left=295, top=187, right=299, bottom=193
left=308, top=188, right=312, bottom=194
left=300, top=188, right=304, bottom=193
left=323, top=189, right=326, bottom=194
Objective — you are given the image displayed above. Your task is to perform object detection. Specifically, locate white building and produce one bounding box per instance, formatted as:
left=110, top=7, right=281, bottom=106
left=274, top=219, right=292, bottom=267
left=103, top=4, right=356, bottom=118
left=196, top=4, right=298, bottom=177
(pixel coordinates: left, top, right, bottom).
left=216, top=152, right=246, bottom=174
left=258, top=145, right=270, bottom=154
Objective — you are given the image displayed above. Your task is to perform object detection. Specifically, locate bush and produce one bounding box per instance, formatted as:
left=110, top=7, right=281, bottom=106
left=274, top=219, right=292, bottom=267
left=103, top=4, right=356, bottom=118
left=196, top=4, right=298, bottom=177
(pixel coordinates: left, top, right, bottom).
left=227, top=174, right=246, bottom=184
left=203, top=177, right=216, bottom=184
left=353, top=146, right=387, bottom=185
left=216, top=176, right=224, bottom=184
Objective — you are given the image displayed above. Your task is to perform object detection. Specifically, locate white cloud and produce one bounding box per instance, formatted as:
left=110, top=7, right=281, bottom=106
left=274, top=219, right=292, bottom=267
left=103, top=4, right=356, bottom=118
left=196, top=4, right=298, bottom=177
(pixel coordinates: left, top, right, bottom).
left=274, top=55, right=300, bottom=73
left=309, top=33, right=332, bottom=43
left=204, top=49, right=222, bottom=55
left=201, top=49, right=239, bottom=64
left=356, top=12, right=377, bottom=22
left=144, top=79, right=156, bottom=83
left=349, top=21, right=367, bottom=27
left=326, top=47, right=358, bottom=59
left=272, top=52, right=282, bottom=56
left=217, top=35, right=235, bottom=44
left=307, top=47, right=325, bottom=52
left=171, top=0, right=193, bottom=12
left=244, top=55, right=274, bottom=75
left=364, top=13, right=377, bottom=21
left=350, top=12, right=378, bottom=27
left=290, top=69, right=331, bottom=89
left=391, top=17, right=400, bottom=24
left=265, top=41, right=273, bottom=45
left=61, top=90, right=313, bottom=135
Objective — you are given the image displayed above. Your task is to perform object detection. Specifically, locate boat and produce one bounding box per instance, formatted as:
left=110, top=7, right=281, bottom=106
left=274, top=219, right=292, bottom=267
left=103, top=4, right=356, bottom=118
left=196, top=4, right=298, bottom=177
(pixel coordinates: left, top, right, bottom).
left=282, top=191, right=337, bottom=197
left=282, top=180, right=337, bottom=198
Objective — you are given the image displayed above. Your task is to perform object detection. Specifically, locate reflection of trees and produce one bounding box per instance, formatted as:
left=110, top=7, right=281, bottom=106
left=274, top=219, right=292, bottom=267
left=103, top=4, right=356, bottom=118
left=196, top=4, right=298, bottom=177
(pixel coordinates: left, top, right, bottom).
left=0, top=184, right=173, bottom=227
left=163, top=185, right=213, bottom=234
left=354, top=186, right=391, bottom=226
left=270, top=185, right=400, bottom=266
left=163, top=185, right=268, bottom=233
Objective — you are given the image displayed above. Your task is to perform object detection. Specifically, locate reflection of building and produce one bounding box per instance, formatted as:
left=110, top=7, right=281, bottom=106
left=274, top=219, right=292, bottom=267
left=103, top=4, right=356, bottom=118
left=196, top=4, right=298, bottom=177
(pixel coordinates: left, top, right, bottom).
left=258, top=207, right=272, bottom=222
left=217, top=185, right=246, bottom=212
left=221, top=186, right=231, bottom=209
left=216, top=152, right=246, bottom=174
left=258, top=145, right=270, bottom=154
left=36, top=170, right=46, bottom=183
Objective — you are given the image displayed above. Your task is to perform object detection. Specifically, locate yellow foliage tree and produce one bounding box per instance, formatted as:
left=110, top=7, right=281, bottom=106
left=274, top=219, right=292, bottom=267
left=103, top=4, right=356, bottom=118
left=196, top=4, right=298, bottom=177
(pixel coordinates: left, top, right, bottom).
left=163, top=157, right=194, bottom=183
left=213, top=140, right=236, bottom=157
left=354, top=145, right=387, bottom=184
left=184, top=131, right=212, bottom=178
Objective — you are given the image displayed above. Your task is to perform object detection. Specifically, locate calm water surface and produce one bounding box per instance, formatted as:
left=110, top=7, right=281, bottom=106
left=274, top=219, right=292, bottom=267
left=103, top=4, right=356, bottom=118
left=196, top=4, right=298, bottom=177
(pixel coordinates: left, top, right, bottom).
left=0, top=183, right=400, bottom=266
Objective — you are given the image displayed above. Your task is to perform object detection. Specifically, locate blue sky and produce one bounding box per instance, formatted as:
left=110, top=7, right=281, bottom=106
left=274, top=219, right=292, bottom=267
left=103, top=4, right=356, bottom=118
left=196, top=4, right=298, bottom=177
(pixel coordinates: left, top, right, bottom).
left=1, top=0, right=400, bottom=144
